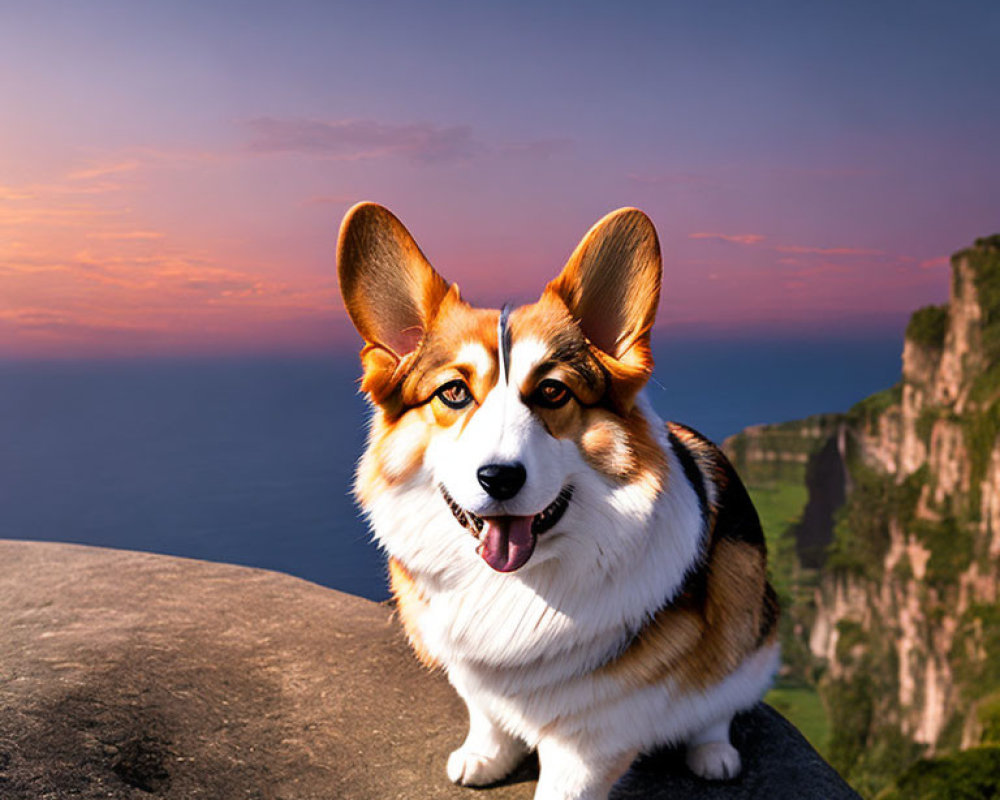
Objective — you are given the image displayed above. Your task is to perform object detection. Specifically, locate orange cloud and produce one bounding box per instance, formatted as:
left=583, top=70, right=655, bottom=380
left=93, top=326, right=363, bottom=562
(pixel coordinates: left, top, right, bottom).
left=0, top=205, right=121, bottom=227
left=0, top=186, right=36, bottom=201
left=85, top=230, right=166, bottom=241
left=0, top=164, right=340, bottom=357
left=67, top=160, right=143, bottom=180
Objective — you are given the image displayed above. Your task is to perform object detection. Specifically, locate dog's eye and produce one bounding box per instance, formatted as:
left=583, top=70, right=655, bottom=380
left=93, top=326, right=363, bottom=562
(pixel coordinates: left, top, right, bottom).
left=532, top=379, right=572, bottom=409
left=436, top=380, right=473, bottom=409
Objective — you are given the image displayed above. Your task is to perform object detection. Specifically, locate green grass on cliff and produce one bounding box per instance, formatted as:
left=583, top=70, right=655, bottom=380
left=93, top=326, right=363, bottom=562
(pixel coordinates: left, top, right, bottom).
left=906, top=304, right=948, bottom=351
left=748, top=484, right=809, bottom=557
left=766, top=682, right=830, bottom=756
left=978, top=691, right=1000, bottom=745
left=749, top=481, right=832, bottom=758
left=746, top=482, right=809, bottom=608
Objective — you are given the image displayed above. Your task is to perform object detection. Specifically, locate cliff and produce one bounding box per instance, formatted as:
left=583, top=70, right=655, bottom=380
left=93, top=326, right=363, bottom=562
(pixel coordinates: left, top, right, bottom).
left=726, top=235, right=1000, bottom=798
left=0, top=540, right=855, bottom=799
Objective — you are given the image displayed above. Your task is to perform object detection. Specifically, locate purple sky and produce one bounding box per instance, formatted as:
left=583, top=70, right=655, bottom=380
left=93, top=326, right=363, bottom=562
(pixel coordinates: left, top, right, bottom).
left=1, top=1, right=998, bottom=356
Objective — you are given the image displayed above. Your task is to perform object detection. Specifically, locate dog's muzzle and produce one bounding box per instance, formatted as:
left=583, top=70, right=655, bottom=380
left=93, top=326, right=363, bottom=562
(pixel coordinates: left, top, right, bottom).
left=439, top=484, right=574, bottom=572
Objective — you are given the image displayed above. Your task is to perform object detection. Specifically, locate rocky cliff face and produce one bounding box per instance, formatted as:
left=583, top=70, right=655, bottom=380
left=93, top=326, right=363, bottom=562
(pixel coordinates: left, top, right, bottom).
left=728, top=235, right=1000, bottom=798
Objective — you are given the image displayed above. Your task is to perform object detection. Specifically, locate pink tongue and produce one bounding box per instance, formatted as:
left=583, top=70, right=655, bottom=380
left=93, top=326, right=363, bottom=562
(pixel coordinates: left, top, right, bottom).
left=479, top=517, right=536, bottom=573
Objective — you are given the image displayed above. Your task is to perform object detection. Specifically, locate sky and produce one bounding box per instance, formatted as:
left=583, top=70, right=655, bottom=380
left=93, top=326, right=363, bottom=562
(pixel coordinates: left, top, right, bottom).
left=1, top=0, right=998, bottom=358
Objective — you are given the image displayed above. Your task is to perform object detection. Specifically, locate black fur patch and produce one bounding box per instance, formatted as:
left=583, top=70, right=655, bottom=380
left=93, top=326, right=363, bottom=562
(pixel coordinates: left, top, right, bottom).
left=667, top=428, right=708, bottom=524
left=712, top=456, right=767, bottom=550
left=668, top=422, right=766, bottom=551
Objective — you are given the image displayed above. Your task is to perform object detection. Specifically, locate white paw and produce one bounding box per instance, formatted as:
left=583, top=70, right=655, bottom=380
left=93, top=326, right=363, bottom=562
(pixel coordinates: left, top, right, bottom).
left=447, top=745, right=518, bottom=786
left=686, top=741, right=742, bottom=780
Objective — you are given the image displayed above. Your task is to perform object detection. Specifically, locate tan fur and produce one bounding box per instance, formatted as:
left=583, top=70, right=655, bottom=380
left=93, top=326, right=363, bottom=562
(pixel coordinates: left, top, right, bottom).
left=388, top=557, right=440, bottom=670
left=601, top=538, right=773, bottom=692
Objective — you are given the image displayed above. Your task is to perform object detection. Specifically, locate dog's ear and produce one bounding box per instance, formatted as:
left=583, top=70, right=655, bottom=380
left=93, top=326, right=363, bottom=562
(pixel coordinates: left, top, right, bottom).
left=545, top=208, right=661, bottom=400
left=338, top=202, right=450, bottom=402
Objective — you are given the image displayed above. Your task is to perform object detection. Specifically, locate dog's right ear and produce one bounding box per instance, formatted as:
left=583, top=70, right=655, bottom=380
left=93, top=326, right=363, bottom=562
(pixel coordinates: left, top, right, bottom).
left=544, top=207, right=661, bottom=410
left=337, top=202, right=450, bottom=403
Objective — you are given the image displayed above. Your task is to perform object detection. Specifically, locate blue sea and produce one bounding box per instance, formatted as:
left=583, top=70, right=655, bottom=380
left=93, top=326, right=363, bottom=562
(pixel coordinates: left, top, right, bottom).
left=0, top=336, right=901, bottom=602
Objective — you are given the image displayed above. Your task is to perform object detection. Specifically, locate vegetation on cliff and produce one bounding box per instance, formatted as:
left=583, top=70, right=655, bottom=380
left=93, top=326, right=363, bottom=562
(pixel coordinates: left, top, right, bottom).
left=905, top=305, right=948, bottom=352
left=878, top=747, right=1000, bottom=800
left=730, top=235, right=1000, bottom=799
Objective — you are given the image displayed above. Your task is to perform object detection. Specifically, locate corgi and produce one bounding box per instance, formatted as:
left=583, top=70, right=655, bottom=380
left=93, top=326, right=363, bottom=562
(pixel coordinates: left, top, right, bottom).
left=337, top=202, right=780, bottom=800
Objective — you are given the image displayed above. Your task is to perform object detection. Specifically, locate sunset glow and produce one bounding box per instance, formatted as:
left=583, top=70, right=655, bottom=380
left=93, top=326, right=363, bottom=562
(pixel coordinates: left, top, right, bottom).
left=2, top=1, right=998, bottom=358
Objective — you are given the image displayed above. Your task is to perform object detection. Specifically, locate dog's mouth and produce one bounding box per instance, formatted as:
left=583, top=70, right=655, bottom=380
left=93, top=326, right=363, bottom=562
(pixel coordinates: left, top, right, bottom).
left=439, top=484, right=574, bottom=573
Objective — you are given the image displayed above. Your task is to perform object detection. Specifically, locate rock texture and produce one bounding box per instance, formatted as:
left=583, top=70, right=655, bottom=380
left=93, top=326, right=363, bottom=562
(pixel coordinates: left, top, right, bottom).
left=0, top=540, right=855, bottom=799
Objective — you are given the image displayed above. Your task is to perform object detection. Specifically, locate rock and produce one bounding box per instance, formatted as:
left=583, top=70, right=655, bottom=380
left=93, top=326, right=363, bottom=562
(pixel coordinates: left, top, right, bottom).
left=0, top=541, right=857, bottom=799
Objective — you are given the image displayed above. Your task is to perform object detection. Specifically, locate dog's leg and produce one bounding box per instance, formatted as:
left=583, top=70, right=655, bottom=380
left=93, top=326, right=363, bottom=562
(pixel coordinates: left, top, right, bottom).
left=534, top=737, right=635, bottom=800
left=447, top=701, right=528, bottom=786
left=685, top=715, right=741, bottom=780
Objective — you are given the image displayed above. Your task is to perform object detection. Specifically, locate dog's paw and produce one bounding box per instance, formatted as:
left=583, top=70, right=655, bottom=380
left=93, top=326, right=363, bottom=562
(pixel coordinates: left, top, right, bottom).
left=447, top=745, right=520, bottom=786
left=686, top=741, right=741, bottom=780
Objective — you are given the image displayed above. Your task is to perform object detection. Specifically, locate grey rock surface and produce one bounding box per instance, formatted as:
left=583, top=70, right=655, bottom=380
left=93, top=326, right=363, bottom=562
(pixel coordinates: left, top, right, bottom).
left=0, top=541, right=858, bottom=799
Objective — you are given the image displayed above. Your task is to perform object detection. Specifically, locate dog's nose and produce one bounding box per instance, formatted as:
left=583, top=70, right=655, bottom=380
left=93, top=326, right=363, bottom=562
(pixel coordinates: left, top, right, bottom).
left=477, top=462, right=526, bottom=501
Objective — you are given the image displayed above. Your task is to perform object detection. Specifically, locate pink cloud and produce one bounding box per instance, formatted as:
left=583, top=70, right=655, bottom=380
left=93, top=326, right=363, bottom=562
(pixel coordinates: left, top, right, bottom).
left=246, top=117, right=481, bottom=163
left=246, top=117, right=572, bottom=165
left=0, top=308, right=157, bottom=339
left=498, top=138, right=573, bottom=158
left=774, top=244, right=884, bottom=257
left=788, top=262, right=857, bottom=278
left=689, top=232, right=766, bottom=245
left=920, top=255, right=950, bottom=269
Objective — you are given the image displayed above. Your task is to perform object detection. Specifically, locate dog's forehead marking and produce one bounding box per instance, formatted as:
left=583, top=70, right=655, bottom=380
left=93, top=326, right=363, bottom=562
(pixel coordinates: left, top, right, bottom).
left=498, top=304, right=512, bottom=385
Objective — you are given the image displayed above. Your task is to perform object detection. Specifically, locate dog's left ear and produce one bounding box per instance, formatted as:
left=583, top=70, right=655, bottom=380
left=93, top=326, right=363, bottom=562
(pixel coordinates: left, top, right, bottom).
left=546, top=207, right=661, bottom=401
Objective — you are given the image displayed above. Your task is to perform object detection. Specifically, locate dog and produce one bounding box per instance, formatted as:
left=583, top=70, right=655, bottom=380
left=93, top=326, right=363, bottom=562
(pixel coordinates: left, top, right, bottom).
left=337, top=202, right=779, bottom=800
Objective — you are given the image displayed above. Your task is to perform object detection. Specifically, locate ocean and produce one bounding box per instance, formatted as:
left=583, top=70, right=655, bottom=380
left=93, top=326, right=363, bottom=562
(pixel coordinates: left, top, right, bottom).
left=0, top=335, right=901, bottom=602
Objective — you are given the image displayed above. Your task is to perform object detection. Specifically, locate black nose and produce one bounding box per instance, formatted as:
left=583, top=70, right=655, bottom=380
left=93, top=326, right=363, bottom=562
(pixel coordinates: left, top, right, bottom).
left=477, top=462, right=526, bottom=500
